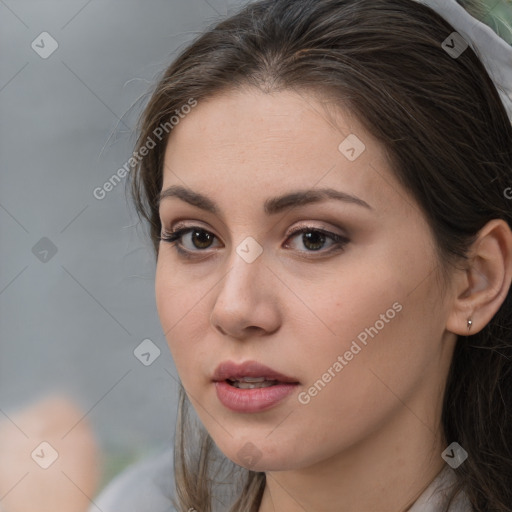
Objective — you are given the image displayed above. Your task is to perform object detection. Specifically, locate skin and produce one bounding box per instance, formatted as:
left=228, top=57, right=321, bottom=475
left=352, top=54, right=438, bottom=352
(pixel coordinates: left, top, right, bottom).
left=155, top=88, right=512, bottom=512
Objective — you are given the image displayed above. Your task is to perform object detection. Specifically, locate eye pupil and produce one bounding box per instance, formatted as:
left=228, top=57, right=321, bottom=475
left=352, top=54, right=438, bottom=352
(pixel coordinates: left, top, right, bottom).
left=192, top=229, right=213, bottom=249
left=303, top=231, right=325, bottom=251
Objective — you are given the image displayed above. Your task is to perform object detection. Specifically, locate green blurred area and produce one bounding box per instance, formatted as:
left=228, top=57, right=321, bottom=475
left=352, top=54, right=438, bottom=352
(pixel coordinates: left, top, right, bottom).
left=99, top=450, right=141, bottom=491
left=482, top=0, right=512, bottom=43
left=97, top=445, right=163, bottom=494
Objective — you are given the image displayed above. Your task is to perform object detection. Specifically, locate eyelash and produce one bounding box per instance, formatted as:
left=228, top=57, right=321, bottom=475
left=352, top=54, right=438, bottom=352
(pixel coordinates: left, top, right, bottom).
left=158, top=224, right=349, bottom=260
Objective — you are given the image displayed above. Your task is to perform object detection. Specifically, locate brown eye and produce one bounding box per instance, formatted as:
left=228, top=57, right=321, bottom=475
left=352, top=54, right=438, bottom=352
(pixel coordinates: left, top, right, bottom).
left=189, top=229, right=215, bottom=249
left=284, top=227, right=349, bottom=254
left=159, top=227, right=221, bottom=252
left=301, top=231, right=327, bottom=251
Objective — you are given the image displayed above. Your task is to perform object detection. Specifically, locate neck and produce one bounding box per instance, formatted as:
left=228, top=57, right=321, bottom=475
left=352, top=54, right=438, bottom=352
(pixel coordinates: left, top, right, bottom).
left=257, top=405, right=447, bottom=512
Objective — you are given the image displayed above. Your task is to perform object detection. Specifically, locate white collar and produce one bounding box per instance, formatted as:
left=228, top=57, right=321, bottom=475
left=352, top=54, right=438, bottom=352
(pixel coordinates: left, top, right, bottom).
left=409, top=466, right=473, bottom=512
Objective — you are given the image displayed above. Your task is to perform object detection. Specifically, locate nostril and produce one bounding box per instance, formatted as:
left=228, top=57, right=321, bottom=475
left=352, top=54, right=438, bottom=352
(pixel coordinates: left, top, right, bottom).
left=246, top=325, right=264, bottom=334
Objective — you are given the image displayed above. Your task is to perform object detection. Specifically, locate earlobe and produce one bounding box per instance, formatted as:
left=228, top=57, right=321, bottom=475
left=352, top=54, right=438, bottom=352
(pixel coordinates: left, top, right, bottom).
left=446, top=219, right=512, bottom=336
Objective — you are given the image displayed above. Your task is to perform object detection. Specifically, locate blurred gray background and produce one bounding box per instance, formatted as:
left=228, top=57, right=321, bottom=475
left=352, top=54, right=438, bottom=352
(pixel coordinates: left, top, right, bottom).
left=0, top=0, right=245, bottom=491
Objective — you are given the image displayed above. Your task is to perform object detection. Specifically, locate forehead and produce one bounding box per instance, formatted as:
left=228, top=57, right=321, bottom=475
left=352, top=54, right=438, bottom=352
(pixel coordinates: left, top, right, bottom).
left=161, top=88, right=410, bottom=218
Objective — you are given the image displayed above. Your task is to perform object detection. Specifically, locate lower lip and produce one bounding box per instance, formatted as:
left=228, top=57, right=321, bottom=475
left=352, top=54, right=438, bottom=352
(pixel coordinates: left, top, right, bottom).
left=214, top=381, right=299, bottom=413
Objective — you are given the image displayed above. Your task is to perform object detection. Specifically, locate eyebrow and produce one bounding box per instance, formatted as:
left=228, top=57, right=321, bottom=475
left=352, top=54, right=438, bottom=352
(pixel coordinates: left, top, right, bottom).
left=158, top=185, right=373, bottom=215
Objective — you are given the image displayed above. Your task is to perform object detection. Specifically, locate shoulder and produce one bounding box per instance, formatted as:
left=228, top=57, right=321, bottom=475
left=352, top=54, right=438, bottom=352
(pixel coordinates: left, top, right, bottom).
left=89, top=449, right=176, bottom=512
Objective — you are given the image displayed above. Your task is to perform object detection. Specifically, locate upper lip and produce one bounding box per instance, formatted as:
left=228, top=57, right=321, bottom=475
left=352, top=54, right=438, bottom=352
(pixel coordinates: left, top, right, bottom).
left=212, top=360, right=299, bottom=383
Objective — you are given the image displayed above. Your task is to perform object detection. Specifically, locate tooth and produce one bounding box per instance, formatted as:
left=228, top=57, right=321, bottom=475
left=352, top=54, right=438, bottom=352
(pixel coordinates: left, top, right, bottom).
left=232, top=380, right=278, bottom=389
left=239, top=377, right=267, bottom=382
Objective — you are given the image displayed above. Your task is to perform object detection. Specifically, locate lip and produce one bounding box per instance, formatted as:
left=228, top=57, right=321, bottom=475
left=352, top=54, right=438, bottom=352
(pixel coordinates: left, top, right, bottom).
left=215, top=381, right=298, bottom=413
left=212, top=360, right=300, bottom=413
left=212, top=360, right=299, bottom=383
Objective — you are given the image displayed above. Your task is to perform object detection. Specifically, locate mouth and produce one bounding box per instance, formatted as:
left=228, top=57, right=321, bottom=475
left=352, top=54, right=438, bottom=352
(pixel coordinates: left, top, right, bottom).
left=212, top=360, right=300, bottom=385
left=212, top=360, right=300, bottom=413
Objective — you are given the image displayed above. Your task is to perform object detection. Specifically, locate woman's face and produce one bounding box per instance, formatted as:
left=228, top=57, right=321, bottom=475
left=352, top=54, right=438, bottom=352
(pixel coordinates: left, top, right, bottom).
left=155, top=88, right=457, bottom=471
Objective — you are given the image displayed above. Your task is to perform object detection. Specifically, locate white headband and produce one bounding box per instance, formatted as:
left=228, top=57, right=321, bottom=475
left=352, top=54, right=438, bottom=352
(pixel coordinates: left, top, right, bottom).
left=416, top=0, right=512, bottom=123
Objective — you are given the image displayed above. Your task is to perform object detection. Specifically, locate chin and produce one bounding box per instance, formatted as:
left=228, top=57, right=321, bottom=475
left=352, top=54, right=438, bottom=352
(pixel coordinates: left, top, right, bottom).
left=214, top=437, right=305, bottom=472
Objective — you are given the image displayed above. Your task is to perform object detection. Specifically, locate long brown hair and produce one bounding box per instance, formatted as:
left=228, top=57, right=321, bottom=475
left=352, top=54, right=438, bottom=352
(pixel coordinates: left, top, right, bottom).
left=129, top=1, right=512, bottom=510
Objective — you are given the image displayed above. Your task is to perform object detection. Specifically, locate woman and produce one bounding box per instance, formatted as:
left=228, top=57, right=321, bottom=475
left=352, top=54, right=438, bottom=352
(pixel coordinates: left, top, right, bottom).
left=92, top=0, right=512, bottom=510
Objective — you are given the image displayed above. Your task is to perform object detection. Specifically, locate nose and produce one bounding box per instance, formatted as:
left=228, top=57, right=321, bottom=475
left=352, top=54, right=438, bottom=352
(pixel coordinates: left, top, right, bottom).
left=210, top=248, right=281, bottom=340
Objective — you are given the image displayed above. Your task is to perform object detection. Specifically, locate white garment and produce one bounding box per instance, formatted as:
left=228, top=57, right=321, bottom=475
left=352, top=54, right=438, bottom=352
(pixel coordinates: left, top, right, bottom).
left=89, top=450, right=473, bottom=512
left=408, top=464, right=473, bottom=512
left=416, top=0, right=512, bottom=122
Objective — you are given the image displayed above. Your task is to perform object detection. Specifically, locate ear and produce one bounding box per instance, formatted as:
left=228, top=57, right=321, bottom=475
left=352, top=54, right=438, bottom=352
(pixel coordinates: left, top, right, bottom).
left=446, top=219, right=512, bottom=336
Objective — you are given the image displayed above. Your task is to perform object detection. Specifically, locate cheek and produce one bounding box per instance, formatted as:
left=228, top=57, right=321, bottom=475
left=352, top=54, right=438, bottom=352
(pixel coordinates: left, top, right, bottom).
left=155, top=258, right=212, bottom=369
left=155, top=260, right=177, bottom=333
left=292, top=259, right=401, bottom=354
left=291, top=250, right=440, bottom=399
left=156, top=254, right=199, bottom=324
